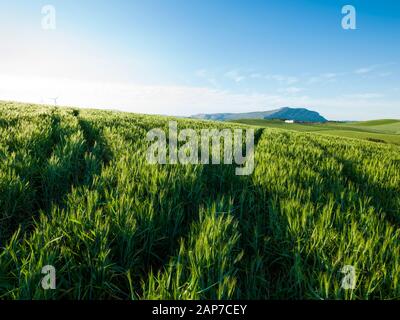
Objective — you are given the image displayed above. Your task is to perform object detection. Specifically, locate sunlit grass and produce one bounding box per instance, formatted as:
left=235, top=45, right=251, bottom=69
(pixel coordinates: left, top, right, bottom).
left=0, top=101, right=399, bottom=300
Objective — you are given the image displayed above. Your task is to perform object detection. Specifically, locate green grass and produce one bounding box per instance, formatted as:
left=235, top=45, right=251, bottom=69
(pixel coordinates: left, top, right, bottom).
left=232, top=119, right=400, bottom=145
left=0, top=101, right=400, bottom=300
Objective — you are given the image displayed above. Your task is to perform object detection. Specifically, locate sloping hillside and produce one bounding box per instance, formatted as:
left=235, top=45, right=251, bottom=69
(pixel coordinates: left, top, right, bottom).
left=231, top=119, right=400, bottom=145
left=345, top=119, right=400, bottom=134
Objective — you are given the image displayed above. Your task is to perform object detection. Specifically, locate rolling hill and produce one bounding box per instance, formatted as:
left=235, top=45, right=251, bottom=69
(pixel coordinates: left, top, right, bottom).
left=231, top=118, right=400, bottom=145
left=344, top=119, right=400, bottom=134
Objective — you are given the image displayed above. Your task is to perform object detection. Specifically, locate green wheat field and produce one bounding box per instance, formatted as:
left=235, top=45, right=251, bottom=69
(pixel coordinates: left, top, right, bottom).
left=0, top=101, right=399, bottom=300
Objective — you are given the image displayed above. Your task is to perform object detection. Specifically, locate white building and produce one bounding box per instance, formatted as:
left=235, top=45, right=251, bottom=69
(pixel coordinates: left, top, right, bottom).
left=285, top=120, right=295, bottom=124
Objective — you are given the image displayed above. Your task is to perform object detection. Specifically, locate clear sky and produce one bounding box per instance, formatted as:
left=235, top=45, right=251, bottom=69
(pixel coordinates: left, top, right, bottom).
left=0, top=0, right=399, bottom=120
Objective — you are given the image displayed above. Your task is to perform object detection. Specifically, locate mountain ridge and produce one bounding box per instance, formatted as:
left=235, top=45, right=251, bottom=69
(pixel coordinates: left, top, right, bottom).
left=191, top=107, right=328, bottom=122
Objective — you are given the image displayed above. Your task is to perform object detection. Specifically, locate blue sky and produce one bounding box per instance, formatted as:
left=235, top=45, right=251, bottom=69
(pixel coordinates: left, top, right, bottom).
left=0, top=0, right=399, bottom=120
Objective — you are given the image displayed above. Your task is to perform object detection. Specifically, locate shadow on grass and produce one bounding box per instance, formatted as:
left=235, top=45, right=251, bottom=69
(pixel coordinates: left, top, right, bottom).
left=0, top=111, right=113, bottom=246
left=113, top=128, right=265, bottom=299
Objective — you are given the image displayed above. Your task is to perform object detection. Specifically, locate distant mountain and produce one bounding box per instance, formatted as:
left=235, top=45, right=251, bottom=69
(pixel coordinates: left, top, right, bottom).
left=264, top=107, right=327, bottom=122
left=191, top=107, right=327, bottom=123
left=190, top=109, right=279, bottom=121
